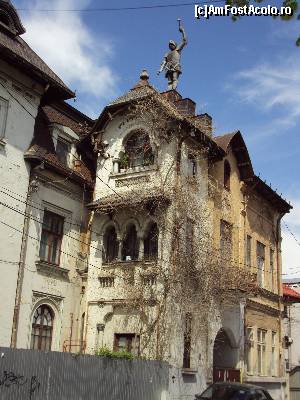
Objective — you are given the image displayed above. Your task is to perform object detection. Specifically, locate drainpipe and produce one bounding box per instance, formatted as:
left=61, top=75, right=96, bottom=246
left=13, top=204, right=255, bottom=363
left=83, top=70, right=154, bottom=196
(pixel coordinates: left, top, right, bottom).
left=275, top=213, right=285, bottom=392
left=10, top=173, right=39, bottom=348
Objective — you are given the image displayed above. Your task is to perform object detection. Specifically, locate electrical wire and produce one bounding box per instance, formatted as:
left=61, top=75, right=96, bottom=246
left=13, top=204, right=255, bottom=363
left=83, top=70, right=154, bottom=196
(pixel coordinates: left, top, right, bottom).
left=16, top=1, right=225, bottom=13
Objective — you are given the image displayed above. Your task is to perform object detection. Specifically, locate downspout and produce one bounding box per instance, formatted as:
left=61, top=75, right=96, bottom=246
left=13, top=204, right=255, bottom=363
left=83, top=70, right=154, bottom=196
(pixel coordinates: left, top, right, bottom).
left=10, top=172, right=38, bottom=348
left=275, top=213, right=285, bottom=391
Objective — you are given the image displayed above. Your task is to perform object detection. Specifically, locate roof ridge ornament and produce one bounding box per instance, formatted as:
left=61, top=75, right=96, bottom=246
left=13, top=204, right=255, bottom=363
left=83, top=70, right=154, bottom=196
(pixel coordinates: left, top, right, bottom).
left=131, top=69, right=151, bottom=89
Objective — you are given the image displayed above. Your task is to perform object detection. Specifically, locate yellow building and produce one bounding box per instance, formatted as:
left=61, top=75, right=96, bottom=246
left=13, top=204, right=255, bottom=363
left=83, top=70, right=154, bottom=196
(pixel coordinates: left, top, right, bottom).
left=211, top=131, right=291, bottom=397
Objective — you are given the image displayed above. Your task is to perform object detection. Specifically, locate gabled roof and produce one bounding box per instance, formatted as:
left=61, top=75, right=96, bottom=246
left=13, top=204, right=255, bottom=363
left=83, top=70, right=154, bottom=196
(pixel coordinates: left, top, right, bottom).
left=214, top=131, right=254, bottom=181
left=43, top=102, right=94, bottom=136
left=213, top=131, right=292, bottom=214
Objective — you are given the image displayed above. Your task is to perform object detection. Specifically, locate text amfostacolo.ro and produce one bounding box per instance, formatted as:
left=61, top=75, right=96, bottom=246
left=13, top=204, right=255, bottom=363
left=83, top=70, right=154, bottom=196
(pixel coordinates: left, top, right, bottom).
left=194, top=4, right=293, bottom=19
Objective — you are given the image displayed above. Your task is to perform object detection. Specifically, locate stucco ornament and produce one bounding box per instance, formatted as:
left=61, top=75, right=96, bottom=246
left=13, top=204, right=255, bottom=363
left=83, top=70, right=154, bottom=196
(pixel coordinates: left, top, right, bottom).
left=91, top=131, right=110, bottom=158
left=157, top=19, right=187, bottom=91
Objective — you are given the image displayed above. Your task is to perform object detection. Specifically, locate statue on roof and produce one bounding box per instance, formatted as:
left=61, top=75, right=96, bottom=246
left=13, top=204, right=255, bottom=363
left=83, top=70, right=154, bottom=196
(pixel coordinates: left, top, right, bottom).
left=157, top=19, right=187, bottom=91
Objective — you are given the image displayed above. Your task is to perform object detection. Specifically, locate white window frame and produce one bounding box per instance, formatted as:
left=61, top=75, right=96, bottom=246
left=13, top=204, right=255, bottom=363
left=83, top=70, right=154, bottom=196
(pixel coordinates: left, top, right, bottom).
left=0, top=96, right=8, bottom=139
left=271, top=331, right=277, bottom=376
left=246, top=326, right=254, bottom=375
left=257, top=328, right=267, bottom=376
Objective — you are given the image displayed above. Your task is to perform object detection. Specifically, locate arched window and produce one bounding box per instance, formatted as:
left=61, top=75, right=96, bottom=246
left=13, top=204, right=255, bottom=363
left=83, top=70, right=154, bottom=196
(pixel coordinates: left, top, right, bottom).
left=144, top=223, right=158, bottom=260
left=122, top=224, right=139, bottom=261
left=103, top=226, right=118, bottom=263
left=122, top=131, right=154, bottom=169
left=30, top=305, right=54, bottom=351
left=224, top=160, right=231, bottom=190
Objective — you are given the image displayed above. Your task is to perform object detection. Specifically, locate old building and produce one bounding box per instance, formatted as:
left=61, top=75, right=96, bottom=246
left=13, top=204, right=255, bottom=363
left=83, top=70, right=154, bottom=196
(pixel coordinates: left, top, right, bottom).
left=210, top=132, right=291, bottom=398
left=0, top=2, right=293, bottom=400
left=283, top=279, right=300, bottom=370
left=0, top=0, right=95, bottom=352
left=82, top=72, right=291, bottom=399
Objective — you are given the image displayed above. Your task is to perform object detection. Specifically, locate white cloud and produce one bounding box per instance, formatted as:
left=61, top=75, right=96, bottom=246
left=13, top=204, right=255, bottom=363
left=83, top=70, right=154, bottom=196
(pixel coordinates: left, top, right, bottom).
left=282, top=197, right=300, bottom=278
left=20, top=0, right=118, bottom=117
left=229, top=53, right=300, bottom=137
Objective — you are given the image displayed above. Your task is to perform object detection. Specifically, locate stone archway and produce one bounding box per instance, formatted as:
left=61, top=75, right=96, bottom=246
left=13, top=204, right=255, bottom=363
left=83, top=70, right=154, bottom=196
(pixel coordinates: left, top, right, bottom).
left=213, top=329, right=240, bottom=382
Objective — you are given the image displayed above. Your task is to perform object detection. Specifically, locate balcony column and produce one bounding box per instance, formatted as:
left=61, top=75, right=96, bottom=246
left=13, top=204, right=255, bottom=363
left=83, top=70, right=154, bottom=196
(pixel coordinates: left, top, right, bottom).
left=138, top=235, right=144, bottom=261
left=117, top=238, right=122, bottom=260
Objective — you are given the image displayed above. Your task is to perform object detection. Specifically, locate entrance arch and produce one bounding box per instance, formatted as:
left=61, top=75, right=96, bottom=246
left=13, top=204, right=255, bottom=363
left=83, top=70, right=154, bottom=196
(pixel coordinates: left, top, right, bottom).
left=213, top=329, right=240, bottom=382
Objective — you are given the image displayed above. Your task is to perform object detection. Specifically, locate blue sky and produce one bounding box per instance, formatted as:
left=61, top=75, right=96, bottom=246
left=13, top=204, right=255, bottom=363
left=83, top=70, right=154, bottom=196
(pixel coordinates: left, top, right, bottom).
left=14, top=0, right=300, bottom=277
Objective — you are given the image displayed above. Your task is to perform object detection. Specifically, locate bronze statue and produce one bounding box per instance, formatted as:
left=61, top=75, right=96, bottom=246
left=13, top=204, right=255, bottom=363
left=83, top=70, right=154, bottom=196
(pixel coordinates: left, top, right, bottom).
left=157, top=19, right=187, bottom=91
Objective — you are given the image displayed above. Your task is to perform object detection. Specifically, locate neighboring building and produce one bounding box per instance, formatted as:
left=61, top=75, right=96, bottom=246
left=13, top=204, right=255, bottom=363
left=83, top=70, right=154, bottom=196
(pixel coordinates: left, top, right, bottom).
left=0, top=0, right=95, bottom=352
left=289, top=366, right=300, bottom=400
left=282, top=281, right=300, bottom=400
left=210, top=132, right=291, bottom=399
left=283, top=280, right=300, bottom=370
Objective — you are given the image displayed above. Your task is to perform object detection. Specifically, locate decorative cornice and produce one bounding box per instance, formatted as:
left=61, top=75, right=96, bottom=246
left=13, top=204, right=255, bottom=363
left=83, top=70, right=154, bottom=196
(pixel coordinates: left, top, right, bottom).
left=246, top=299, right=280, bottom=317
left=32, top=290, right=64, bottom=312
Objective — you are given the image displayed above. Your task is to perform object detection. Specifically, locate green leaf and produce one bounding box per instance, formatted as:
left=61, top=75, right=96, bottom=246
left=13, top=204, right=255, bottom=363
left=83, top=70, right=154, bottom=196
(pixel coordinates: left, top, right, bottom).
left=296, top=36, right=300, bottom=46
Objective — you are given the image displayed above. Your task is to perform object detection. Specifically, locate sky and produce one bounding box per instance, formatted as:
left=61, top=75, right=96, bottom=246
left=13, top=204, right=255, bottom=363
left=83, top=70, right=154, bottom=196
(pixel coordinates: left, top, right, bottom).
left=13, top=0, right=300, bottom=278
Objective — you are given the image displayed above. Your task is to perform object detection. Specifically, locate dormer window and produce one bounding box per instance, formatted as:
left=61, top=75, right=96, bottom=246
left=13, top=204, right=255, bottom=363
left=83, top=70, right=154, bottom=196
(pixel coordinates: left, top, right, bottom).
left=122, top=131, right=154, bottom=169
left=56, top=137, right=70, bottom=167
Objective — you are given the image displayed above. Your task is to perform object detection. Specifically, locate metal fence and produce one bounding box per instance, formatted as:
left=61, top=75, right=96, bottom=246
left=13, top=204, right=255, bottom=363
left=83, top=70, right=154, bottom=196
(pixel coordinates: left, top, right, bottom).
left=0, top=347, right=169, bottom=400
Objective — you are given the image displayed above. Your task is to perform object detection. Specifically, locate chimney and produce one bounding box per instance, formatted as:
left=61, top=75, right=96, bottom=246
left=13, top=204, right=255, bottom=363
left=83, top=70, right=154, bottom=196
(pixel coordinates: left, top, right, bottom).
left=193, top=113, right=212, bottom=137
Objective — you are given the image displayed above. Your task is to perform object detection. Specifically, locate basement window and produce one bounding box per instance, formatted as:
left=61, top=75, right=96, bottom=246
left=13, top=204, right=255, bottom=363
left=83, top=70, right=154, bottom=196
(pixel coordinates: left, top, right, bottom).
left=114, top=334, right=140, bottom=355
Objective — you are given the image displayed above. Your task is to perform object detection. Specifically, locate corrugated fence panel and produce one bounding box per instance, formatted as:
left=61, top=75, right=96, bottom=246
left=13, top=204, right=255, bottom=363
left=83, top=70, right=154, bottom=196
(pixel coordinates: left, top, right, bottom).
left=0, top=347, right=169, bottom=400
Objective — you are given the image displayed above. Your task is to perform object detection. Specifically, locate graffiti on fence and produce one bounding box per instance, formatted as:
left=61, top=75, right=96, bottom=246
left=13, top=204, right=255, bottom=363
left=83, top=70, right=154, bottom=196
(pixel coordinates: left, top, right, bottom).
left=0, top=370, right=40, bottom=399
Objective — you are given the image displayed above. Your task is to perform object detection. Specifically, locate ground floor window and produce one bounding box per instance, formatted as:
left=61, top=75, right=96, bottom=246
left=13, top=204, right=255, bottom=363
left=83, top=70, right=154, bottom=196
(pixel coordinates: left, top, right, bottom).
left=114, top=333, right=140, bottom=355
left=257, top=328, right=267, bottom=375
left=30, top=305, right=54, bottom=351
left=271, top=331, right=277, bottom=376
left=246, top=327, right=254, bottom=374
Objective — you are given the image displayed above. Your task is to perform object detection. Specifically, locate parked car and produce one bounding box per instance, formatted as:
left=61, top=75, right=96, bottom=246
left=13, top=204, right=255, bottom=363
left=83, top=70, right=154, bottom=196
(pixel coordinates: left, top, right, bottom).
left=195, top=382, right=274, bottom=400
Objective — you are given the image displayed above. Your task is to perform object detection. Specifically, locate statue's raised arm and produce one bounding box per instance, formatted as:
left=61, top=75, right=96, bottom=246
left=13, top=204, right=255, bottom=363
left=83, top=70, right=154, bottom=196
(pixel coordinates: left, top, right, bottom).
left=177, top=19, right=187, bottom=52
left=157, top=19, right=188, bottom=91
